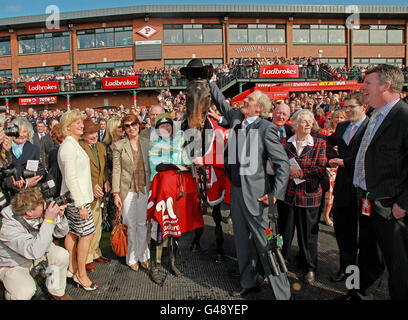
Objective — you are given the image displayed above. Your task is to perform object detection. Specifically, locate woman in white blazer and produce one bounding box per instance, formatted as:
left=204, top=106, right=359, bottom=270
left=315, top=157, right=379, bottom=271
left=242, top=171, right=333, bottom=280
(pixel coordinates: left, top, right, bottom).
left=58, top=110, right=97, bottom=291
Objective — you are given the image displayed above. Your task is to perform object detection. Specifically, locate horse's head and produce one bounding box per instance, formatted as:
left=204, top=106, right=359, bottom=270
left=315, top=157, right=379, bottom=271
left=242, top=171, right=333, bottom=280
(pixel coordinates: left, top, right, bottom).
left=185, top=79, right=211, bottom=130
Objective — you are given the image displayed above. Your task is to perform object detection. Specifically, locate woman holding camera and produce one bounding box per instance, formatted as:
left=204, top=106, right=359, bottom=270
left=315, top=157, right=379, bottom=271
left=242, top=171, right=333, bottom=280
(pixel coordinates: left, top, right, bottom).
left=58, top=110, right=97, bottom=291
left=9, top=117, right=43, bottom=190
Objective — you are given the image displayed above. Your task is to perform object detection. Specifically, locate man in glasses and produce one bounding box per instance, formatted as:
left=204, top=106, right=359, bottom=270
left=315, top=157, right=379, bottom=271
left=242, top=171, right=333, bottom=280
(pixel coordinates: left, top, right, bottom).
left=327, top=92, right=373, bottom=288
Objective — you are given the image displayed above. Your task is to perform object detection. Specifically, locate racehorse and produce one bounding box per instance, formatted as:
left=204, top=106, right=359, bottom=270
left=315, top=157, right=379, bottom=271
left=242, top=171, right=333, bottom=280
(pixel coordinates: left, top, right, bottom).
left=183, top=77, right=227, bottom=262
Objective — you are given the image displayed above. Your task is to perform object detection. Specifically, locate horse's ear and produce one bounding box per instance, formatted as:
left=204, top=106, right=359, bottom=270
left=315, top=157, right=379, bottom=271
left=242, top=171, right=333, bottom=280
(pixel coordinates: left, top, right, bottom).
left=206, top=64, right=214, bottom=80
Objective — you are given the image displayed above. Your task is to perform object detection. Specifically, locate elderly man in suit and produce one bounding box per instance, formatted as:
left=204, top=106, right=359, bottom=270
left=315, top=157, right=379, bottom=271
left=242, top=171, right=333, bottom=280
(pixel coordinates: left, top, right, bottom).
left=327, top=92, right=376, bottom=284
left=209, top=80, right=291, bottom=300
left=80, top=118, right=111, bottom=273
left=350, top=64, right=408, bottom=300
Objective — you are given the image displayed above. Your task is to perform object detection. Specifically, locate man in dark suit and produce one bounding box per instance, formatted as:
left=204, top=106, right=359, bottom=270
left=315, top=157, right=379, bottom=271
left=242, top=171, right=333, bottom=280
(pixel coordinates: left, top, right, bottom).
left=327, top=91, right=378, bottom=285
left=32, top=120, right=46, bottom=148
left=97, top=118, right=107, bottom=142
left=209, top=81, right=291, bottom=300
left=352, top=64, right=408, bottom=300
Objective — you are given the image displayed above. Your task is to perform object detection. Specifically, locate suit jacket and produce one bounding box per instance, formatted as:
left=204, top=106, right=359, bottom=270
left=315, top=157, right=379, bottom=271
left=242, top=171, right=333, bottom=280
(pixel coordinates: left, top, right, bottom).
left=40, top=133, right=58, bottom=168
left=98, top=130, right=106, bottom=142
left=11, top=141, right=40, bottom=173
left=210, top=82, right=290, bottom=216
left=79, top=141, right=108, bottom=200
left=282, top=136, right=327, bottom=208
left=58, top=135, right=94, bottom=207
left=327, top=118, right=369, bottom=207
left=112, top=136, right=151, bottom=202
left=363, top=100, right=408, bottom=210
left=31, top=132, right=42, bottom=148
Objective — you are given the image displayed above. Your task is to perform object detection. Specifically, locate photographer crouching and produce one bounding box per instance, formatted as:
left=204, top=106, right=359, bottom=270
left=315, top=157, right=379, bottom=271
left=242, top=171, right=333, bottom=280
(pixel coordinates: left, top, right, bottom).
left=0, top=187, right=72, bottom=300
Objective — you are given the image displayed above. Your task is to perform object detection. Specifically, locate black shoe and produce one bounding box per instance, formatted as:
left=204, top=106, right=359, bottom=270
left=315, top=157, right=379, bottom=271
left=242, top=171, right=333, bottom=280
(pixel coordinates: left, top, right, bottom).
left=331, top=270, right=347, bottom=282
left=230, top=285, right=261, bottom=297
left=303, top=271, right=316, bottom=284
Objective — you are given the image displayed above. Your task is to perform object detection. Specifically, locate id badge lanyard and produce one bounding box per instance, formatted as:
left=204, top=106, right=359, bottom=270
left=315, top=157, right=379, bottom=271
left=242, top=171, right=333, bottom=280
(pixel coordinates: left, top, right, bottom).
left=362, top=191, right=371, bottom=217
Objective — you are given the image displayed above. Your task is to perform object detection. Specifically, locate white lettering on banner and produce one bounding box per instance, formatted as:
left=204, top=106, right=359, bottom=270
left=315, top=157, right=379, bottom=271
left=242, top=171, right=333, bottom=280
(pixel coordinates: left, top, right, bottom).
left=27, top=84, right=58, bottom=91
left=236, top=46, right=279, bottom=54
left=261, top=68, right=297, bottom=76
left=104, top=79, right=138, bottom=87
left=156, top=197, right=178, bottom=223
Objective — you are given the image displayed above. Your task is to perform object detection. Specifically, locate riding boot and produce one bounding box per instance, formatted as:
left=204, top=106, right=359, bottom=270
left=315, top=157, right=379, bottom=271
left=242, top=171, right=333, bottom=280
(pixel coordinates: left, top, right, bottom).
left=190, top=227, right=203, bottom=252
left=149, top=239, right=162, bottom=284
left=169, top=237, right=182, bottom=277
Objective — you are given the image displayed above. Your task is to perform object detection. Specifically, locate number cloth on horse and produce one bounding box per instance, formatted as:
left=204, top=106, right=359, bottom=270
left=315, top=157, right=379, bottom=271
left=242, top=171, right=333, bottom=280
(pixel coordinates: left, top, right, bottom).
left=147, top=169, right=204, bottom=240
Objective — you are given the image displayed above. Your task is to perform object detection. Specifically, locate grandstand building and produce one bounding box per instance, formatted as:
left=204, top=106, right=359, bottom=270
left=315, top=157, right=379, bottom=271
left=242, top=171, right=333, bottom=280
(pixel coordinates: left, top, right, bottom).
left=0, top=4, right=407, bottom=110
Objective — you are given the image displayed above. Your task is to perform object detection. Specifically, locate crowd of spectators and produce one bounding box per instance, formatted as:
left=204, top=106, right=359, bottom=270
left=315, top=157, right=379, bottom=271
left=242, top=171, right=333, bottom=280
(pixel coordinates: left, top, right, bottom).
left=1, top=58, right=407, bottom=97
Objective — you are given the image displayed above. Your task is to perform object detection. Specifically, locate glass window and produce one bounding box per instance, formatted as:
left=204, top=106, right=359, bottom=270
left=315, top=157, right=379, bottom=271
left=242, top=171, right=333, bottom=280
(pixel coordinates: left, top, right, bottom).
left=35, top=35, right=53, bottom=53
left=77, top=61, right=133, bottom=72
left=353, top=29, right=369, bottom=44
left=293, top=29, right=309, bottom=43
left=183, top=25, right=203, bottom=43
left=19, top=65, right=70, bottom=76
left=18, top=35, right=36, bottom=54
left=77, top=26, right=132, bottom=49
left=329, top=29, right=345, bottom=43
left=52, top=32, right=70, bottom=51
left=387, top=29, right=403, bottom=44
left=267, top=29, right=285, bottom=43
left=248, top=28, right=267, bottom=43
left=0, top=37, right=11, bottom=56
left=0, top=69, right=12, bottom=78
left=370, top=29, right=387, bottom=44
left=229, top=25, right=248, bottom=43
left=203, top=24, right=222, bottom=43
left=310, top=29, right=327, bottom=43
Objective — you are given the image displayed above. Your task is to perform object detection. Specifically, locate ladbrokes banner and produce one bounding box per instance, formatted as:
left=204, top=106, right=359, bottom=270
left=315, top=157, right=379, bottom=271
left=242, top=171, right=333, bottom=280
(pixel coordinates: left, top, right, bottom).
left=102, top=76, right=139, bottom=89
left=25, top=81, right=60, bottom=94
left=260, top=65, right=299, bottom=78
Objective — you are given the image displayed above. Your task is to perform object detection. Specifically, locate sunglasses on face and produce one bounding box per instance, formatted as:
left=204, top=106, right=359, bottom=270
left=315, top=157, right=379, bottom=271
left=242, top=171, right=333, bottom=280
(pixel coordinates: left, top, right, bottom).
left=124, top=121, right=139, bottom=128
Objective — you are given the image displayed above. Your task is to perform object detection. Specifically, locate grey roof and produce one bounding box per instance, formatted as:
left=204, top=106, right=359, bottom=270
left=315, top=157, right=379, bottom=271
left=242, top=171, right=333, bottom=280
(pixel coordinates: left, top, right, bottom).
left=1, top=4, right=408, bottom=30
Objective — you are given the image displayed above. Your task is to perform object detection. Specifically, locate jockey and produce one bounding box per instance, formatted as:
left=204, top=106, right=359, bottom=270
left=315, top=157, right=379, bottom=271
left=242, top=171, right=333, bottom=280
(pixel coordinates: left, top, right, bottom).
left=147, top=113, right=204, bottom=284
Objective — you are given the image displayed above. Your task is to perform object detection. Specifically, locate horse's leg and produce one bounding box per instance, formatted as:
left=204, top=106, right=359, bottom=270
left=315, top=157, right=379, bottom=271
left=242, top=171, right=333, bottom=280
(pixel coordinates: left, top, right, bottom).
left=212, top=203, right=225, bottom=262
left=191, top=227, right=203, bottom=252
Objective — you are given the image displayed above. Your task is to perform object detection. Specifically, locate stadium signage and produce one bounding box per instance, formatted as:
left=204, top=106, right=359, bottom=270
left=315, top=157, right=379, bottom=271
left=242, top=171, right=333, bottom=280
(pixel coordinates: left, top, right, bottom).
left=102, top=77, right=139, bottom=89
left=25, top=81, right=60, bottom=94
left=19, top=96, right=57, bottom=105
left=260, top=65, right=299, bottom=78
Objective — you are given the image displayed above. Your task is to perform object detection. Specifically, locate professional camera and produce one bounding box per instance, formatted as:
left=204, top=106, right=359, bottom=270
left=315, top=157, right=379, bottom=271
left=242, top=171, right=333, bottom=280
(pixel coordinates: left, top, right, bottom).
left=4, top=124, right=19, bottom=138
left=0, top=166, right=18, bottom=180
left=22, top=167, right=47, bottom=180
left=0, top=106, right=6, bottom=113
left=39, top=178, right=73, bottom=207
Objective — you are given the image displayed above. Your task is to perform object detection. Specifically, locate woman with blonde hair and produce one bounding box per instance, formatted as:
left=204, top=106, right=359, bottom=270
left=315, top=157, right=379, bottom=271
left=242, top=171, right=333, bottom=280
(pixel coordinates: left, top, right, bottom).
left=103, top=117, right=125, bottom=230
left=58, top=110, right=97, bottom=291
left=319, top=109, right=347, bottom=227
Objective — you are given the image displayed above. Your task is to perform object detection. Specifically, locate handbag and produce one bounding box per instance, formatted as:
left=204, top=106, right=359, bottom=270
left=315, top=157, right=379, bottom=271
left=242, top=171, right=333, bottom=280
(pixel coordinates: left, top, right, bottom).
left=110, top=208, right=128, bottom=257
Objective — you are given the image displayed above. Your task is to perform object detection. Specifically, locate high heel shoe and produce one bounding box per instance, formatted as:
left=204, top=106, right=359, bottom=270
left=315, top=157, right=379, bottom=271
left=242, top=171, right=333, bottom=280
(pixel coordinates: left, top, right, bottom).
left=66, top=269, right=74, bottom=279
left=130, top=263, right=139, bottom=272
left=140, top=260, right=149, bottom=270
left=73, top=274, right=98, bottom=291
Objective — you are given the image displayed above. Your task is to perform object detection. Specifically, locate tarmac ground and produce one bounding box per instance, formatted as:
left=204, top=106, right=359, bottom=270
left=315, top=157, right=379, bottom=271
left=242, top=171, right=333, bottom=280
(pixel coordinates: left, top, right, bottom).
left=29, top=205, right=387, bottom=302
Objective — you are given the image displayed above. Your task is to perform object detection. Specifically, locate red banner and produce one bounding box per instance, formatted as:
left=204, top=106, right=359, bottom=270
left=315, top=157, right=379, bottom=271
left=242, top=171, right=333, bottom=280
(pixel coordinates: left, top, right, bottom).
left=19, top=96, right=57, bottom=105
left=25, top=81, right=60, bottom=94
left=260, top=65, right=299, bottom=78
left=102, top=76, right=139, bottom=89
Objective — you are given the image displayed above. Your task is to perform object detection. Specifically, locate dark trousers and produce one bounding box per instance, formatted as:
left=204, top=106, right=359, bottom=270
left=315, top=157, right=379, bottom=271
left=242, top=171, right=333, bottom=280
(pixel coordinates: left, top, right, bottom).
left=354, top=191, right=385, bottom=298
left=278, top=202, right=320, bottom=272
left=366, top=197, right=408, bottom=300
left=332, top=203, right=358, bottom=272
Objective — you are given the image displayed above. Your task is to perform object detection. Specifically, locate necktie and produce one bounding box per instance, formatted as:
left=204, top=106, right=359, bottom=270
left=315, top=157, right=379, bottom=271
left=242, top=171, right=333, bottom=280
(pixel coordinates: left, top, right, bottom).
left=278, top=127, right=285, bottom=139
left=347, top=123, right=357, bottom=145
left=355, top=111, right=381, bottom=185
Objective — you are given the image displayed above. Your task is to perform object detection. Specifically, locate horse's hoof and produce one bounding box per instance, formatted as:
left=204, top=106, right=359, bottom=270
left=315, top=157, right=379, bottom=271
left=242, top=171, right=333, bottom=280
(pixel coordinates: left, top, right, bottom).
left=190, top=243, right=201, bottom=252
left=215, top=253, right=225, bottom=263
